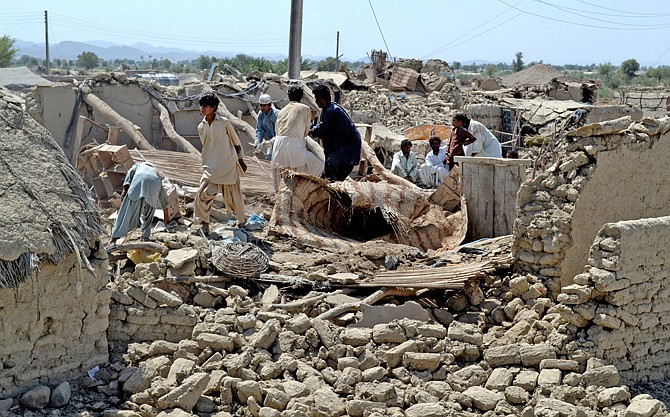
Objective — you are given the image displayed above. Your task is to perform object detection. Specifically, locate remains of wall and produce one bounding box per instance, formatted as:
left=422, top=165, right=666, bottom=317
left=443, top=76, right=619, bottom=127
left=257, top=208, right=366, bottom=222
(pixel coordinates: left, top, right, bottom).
left=552, top=216, right=670, bottom=383
left=464, top=103, right=503, bottom=132
left=513, top=116, right=670, bottom=295
left=0, top=254, right=109, bottom=397
left=108, top=279, right=199, bottom=352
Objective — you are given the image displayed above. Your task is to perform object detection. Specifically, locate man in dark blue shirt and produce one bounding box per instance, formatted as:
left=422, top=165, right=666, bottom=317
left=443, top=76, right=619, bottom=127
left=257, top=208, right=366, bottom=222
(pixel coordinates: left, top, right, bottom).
left=309, top=85, right=362, bottom=181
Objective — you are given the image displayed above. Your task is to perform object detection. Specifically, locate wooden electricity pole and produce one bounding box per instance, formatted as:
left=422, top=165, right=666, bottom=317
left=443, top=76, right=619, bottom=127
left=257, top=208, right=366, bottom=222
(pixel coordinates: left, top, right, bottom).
left=335, top=31, right=339, bottom=72
left=44, top=10, right=49, bottom=75
left=288, top=0, right=303, bottom=79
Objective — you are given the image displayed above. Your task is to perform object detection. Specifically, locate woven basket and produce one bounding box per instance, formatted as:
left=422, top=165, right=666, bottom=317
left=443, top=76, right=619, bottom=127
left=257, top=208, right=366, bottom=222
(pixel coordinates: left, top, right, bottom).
left=210, top=242, right=269, bottom=278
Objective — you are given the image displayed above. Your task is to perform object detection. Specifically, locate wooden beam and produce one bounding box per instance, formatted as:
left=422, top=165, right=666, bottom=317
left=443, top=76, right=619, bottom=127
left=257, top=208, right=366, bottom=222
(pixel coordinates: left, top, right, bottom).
left=83, top=92, right=154, bottom=150
left=150, top=98, right=201, bottom=155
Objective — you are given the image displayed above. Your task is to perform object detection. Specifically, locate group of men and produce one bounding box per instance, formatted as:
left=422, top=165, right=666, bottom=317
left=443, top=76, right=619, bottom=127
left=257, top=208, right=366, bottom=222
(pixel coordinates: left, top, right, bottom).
left=108, top=85, right=362, bottom=247
left=391, top=113, right=504, bottom=188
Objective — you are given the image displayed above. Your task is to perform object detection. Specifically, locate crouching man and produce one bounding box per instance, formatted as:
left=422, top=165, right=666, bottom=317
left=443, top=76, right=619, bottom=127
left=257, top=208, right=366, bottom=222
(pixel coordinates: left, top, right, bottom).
left=107, top=162, right=170, bottom=250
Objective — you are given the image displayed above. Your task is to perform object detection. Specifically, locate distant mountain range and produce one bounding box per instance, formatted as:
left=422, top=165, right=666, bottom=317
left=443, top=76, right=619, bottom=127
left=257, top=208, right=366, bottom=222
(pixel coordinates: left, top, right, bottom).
left=14, top=39, right=362, bottom=63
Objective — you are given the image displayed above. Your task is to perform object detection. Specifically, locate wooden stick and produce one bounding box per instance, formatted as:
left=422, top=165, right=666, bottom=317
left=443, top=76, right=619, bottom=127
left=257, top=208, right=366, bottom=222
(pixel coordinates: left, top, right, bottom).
left=270, top=290, right=343, bottom=311
left=151, top=98, right=201, bottom=155
left=316, top=288, right=418, bottom=320
left=154, top=275, right=232, bottom=284
left=196, top=283, right=228, bottom=297
left=82, top=92, right=154, bottom=150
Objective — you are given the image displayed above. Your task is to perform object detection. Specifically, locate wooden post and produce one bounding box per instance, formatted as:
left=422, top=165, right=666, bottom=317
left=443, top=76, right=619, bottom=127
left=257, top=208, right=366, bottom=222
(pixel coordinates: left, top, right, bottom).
left=107, top=126, right=120, bottom=145
left=70, top=115, right=87, bottom=166
left=357, top=124, right=373, bottom=177
left=455, top=156, right=531, bottom=240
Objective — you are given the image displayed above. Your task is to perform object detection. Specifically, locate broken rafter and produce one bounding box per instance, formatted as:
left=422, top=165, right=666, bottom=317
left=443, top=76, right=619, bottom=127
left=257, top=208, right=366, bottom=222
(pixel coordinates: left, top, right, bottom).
left=82, top=92, right=154, bottom=150
left=150, top=98, right=201, bottom=155
left=316, top=288, right=418, bottom=320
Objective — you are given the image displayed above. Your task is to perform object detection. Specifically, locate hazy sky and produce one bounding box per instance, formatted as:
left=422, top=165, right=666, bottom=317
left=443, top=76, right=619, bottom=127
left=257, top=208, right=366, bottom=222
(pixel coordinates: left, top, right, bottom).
left=3, top=0, right=670, bottom=66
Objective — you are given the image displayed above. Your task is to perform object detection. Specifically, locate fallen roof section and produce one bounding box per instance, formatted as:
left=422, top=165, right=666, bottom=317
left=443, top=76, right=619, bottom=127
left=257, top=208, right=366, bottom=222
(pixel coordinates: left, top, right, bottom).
left=0, top=66, right=53, bottom=90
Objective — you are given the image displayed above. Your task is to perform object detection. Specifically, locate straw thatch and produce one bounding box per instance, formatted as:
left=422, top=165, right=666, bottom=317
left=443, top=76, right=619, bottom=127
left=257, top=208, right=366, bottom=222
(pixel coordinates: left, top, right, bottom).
left=0, top=87, right=101, bottom=288
left=269, top=173, right=467, bottom=252
left=501, top=63, right=566, bottom=87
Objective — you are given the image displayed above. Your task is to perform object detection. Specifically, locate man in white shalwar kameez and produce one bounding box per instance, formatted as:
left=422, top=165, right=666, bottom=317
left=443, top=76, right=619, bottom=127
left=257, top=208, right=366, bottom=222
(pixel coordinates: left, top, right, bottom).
left=464, top=117, right=502, bottom=158
left=271, top=85, right=324, bottom=189
left=419, top=136, right=450, bottom=188
left=391, top=139, right=419, bottom=183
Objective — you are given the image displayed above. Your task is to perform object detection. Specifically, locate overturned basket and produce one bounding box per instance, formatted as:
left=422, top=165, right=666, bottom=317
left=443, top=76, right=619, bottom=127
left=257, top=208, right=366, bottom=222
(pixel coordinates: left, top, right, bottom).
left=210, top=241, right=269, bottom=278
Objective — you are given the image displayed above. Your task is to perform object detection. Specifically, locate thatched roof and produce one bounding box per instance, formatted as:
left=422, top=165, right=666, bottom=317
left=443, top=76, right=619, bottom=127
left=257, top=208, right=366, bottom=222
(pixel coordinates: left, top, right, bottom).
left=0, top=87, right=101, bottom=288
left=501, top=63, right=566, bottom=87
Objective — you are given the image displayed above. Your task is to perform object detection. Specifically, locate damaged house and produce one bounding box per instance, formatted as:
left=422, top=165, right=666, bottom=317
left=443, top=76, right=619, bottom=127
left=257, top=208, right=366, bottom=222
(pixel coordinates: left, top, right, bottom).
left=0, top=88, right=109, bottom=399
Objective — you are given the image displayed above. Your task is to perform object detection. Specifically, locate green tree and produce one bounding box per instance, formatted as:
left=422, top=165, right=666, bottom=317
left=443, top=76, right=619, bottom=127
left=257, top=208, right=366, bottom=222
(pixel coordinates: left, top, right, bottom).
left=485, top=64, right=497, bottom=77
left=647, top=66, right=670, bottom=83
left=77, top=51, right=99, bottom=69
left=512, top=52, right=524, bottom=72
left=0, top=35, right=17, bottom=67
left=451, top=61, right=461, bottom=70
left=620, top=58, right=640, bottom=80
left=195, top=54, right=213, bottom=70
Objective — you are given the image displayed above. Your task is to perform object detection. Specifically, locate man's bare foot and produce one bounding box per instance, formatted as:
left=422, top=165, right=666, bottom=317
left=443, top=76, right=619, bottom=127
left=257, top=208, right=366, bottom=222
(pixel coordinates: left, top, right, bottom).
left=201, top=222, right=209, bottom=235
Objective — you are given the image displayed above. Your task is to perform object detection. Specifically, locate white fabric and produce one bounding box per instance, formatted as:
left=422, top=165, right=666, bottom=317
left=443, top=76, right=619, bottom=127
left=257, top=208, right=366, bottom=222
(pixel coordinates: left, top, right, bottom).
left=419, top=146, right=449, bottom=187
left=390, top=151, right=419, bottom=182
left=465, top=120, right=502, bottom=158
left=272, top=101, right=324, bottom=189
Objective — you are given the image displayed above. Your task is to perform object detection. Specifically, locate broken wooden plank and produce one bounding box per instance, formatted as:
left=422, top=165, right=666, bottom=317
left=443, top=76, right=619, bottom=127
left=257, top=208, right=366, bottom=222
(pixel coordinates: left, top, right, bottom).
left=112, top=241, right=169, bottom=255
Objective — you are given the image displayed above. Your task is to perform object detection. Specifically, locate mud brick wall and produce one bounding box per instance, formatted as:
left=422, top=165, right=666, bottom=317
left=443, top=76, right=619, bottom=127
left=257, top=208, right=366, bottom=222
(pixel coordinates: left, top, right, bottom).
left=553, top=216, right=670, bottom=384
left=464, top=103, right=503, bottom=132
left=0, top=254, right=109, bottom=397
left=513, top=116, right=670, bottom=296
left=108, top=281, right=199, bottom=351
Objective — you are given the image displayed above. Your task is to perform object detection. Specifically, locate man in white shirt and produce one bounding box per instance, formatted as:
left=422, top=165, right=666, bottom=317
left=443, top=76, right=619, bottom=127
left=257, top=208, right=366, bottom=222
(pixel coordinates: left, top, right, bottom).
left=463, top=116, right=502, bottom=158
left=419, top=136, right=449, bottom=188
left=391, top=139, right=419, bottom=183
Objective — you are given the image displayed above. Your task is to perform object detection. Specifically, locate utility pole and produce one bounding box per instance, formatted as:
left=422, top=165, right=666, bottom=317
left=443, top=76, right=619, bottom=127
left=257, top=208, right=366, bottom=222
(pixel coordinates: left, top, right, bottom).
left=288, top=0, right=303, bottom=79
left=44, top=10, right=49, bottom=75
left=335, top=31, right=339, bottom=72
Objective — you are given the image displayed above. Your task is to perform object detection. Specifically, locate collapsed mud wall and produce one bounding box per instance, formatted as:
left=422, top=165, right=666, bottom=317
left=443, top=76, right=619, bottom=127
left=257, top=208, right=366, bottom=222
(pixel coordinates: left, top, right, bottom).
left=512, top=116, right=670, bottom=295
left=554, top=216, right=670, bottom=384
left=0, top=253, right=109, bottom=398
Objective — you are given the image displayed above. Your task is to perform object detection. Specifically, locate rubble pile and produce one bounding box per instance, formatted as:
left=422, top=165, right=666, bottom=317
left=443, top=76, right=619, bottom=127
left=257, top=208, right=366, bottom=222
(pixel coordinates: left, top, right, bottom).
left=345, top=84, right=463, bottom=132
left=64, top=262, right=667, bottom=417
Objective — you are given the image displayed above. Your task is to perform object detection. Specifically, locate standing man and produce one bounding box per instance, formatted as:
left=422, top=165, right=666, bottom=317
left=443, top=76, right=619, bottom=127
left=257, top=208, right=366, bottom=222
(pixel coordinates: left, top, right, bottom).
left=309, top=84, right=362, bottom=182
left=255, top=93, right=279, bottom=160
left=107, top=162, right=170, bottom=250
left=391, top=139, right=419, bottom=183
left=195, top=92, right=247, bottom=234
left=272, top=85, right=324, bottom=189
left=447, top=113, right=477, bottom=169
left=419, top=136, right=450, bottom=188
left=463, top=115, right=502, bottom=158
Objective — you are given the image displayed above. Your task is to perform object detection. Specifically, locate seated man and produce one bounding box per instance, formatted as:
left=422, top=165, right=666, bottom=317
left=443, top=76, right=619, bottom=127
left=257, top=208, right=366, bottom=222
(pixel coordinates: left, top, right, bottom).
left=391, top=139, right=419, bottom=183
left=108, top=162, right=170, bottom=250
left=419, top=136, right=449, bottom=188
left=463, top=115, right=502, bottom=158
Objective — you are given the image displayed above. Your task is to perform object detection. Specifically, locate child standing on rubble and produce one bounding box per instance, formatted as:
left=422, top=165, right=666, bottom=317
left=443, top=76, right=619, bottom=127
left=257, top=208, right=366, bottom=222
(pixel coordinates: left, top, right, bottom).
left=447, top=113, right=477, bottom=169
left=194, top=92, right=247, bottom=235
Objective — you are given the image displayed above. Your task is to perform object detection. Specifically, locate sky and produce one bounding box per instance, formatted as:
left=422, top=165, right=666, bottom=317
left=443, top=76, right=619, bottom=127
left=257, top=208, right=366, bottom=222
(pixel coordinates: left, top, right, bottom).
left=2, top=0, right=670, bottom=67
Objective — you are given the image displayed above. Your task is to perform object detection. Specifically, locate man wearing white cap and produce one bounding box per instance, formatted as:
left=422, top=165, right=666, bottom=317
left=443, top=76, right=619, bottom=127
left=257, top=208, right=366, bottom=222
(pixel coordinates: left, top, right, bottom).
left=255, top=93, right=279, bottom=160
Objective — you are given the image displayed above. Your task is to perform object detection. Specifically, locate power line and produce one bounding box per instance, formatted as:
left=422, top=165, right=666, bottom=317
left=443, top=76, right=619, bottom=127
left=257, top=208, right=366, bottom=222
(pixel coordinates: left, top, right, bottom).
left=534, top=0, right=670, bottom=28
left=575, top=0, right=670, bottom=17
left=368, top=0, right=394, bottom=62
left=421, top=2, right=522, bottom=59
left=497, top=0, right=670, bottom=30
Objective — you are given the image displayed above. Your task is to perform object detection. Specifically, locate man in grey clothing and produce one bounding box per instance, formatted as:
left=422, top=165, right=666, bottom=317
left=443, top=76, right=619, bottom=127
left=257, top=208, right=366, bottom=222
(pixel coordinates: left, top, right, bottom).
left=107, top=162, right=170, bottom=250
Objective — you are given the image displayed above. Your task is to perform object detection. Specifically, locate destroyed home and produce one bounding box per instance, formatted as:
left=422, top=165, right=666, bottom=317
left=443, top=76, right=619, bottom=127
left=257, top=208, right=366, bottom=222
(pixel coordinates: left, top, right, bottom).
left=1, top=48, right=670, bottom=417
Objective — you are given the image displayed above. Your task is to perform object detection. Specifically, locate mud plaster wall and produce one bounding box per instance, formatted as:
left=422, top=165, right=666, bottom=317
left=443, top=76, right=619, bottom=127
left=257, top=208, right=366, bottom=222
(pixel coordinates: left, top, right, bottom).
left=26, top=84, right=77, bottom=149
left=0, top=254, right=109, bottom=398
left=513, top=117, right=670, bottom=296
left=561, top=132, right=670, bottom=286
left=555, top=216, right=670, bottom=383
